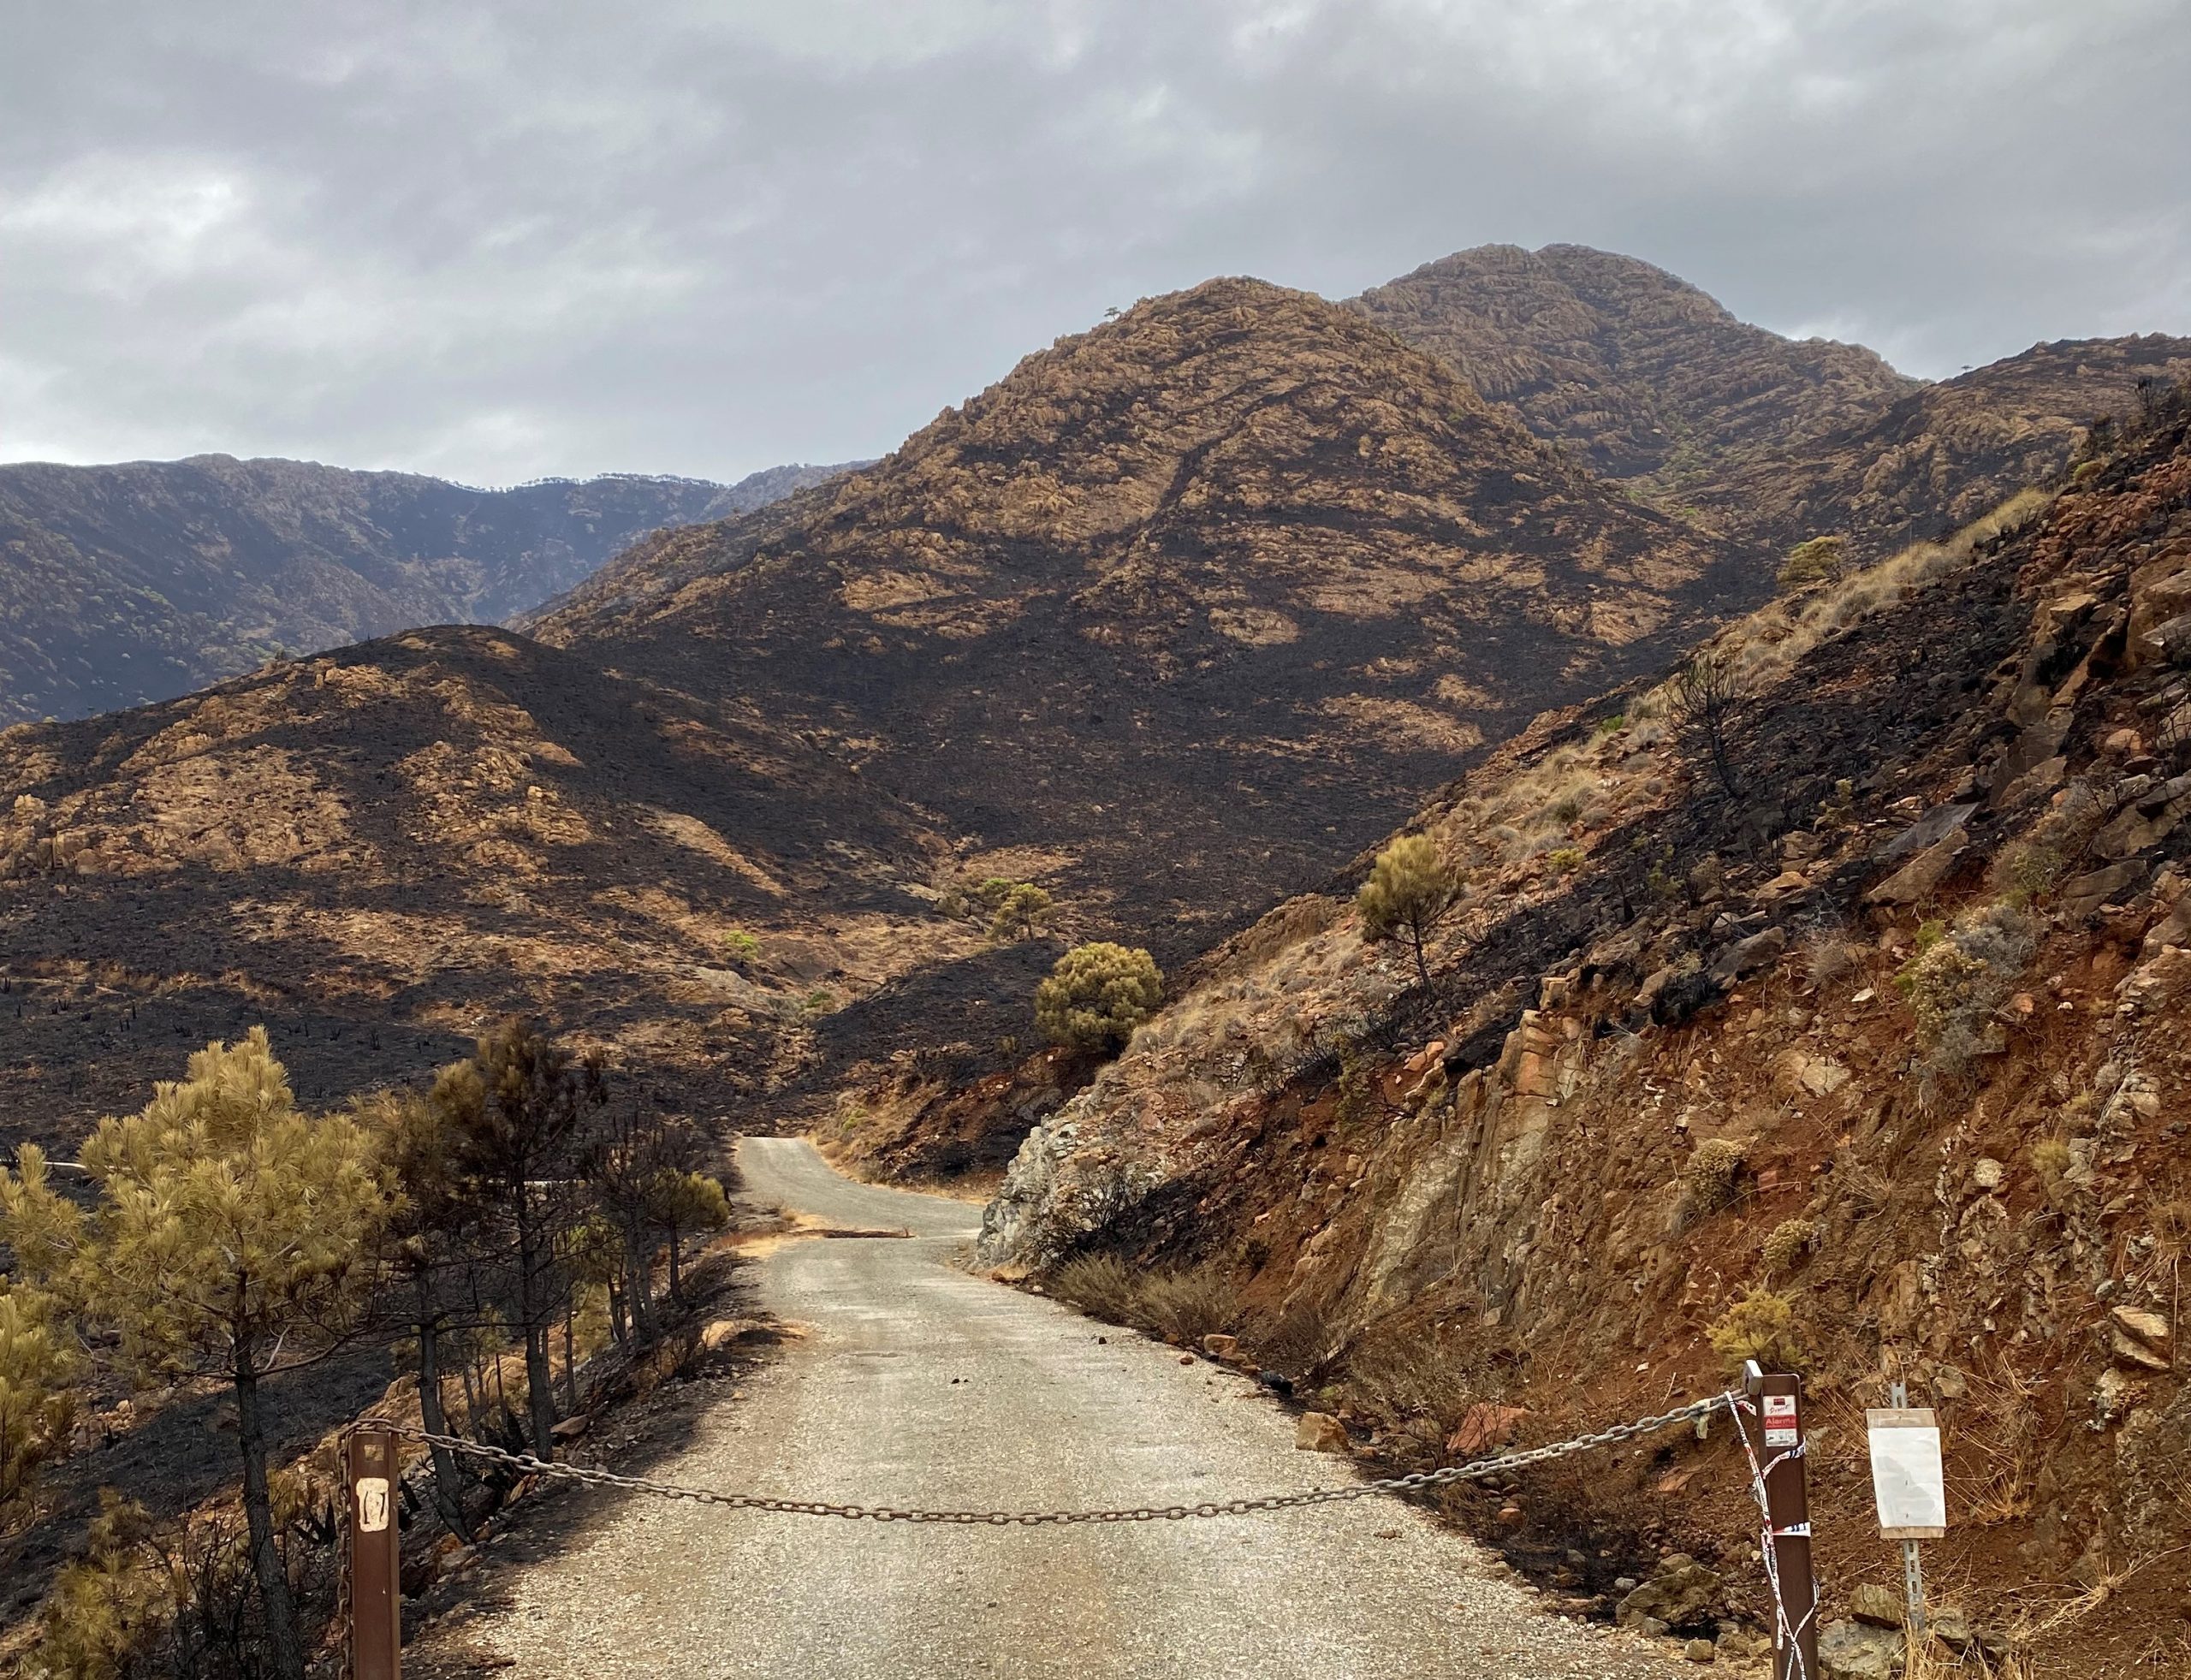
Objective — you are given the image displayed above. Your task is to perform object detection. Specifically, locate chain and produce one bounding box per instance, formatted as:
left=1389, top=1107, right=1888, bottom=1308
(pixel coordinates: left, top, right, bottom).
left=355, top=1393, right=1731, bottom=1526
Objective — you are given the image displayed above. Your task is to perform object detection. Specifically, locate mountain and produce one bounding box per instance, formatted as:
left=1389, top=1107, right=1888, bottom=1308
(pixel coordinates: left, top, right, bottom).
left=531, top=277, right=1752, bottom=955
left=975, top=383, right=2191, bottom=1667
left=0, top=455, right=858, bottom=724
left=1355, top=243, right=2191, bottom=561
left=0, top=623, right=970, bottom=1160
left=1350, top=242, right=1917, bottom=481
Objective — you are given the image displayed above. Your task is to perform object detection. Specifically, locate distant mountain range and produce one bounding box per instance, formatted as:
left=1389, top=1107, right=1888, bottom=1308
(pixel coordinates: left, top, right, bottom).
left=0, top=455, right=860, bottom=722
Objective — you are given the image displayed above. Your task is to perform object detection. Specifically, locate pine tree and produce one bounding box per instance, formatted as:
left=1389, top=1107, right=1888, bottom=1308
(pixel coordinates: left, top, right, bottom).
left=359, top=1088, right=483, bottom=1540
left=432, top=1019, right=604, bottom=1462
left=0, top=1277, right=76, bottom=1546
left=0, top=1029, right=391, bottom=1680
left=1034, top=943, right=1164, bottom=1051
left=1356, top=834, right=1459, bottom=991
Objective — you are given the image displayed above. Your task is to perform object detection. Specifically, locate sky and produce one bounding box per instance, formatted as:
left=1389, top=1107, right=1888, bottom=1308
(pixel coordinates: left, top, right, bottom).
left=3, top=0, right=2187, bottom=488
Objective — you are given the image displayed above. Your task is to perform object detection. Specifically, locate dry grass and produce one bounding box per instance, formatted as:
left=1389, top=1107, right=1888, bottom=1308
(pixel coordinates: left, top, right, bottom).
left=1048, top=1255, right=1235, bottom=1345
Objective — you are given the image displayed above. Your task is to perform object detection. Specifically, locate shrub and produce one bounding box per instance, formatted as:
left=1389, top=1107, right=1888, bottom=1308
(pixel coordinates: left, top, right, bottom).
left=1682, top=1137, right=1748, bottom=1211
left=2029, top=1137, right=2073, bottom=1202
left=1138, top=1267, right=1235, bottom=1346
left=721, top=929, right=760, bottom=959
left=1761, top=1219, right=1817, bottom=1276
left=1035, top=943, right=1164, bottom=1051
left=1666, top=648, right=1749, bottom=801
left=1547, top=846, right=1584, bottom=875
left=1051, top=1255, right=1139, bottom=1323
left=1778, top=535, right=1847, bottom=592
left=1896, top=903, right=2036, bottom=1074
left=0, top=1279, right=76, bottom=1538
left=1707, top=1286, right=1803, bottom=1373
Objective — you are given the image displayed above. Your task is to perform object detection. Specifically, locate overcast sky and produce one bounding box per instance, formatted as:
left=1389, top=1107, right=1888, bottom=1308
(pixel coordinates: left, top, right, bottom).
left=3, top=1, right=2187, bottom=487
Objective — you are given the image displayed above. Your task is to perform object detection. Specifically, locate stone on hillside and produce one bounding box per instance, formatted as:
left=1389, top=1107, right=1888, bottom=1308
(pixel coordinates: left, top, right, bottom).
left=1849, top=1582, right=1904, bottom=1627
left=2111, top=1305, right=2173, bottom=1357
left=1683, top=1636, right=1716, bottom=1663
left=2057, top=859, right=2147, bottom=918
left=1710, top=926, right=1787, bottom=983
left=1202, top=1333, right=1240, bottom=1360
left=1866, top=833, right=1965, bottom=905
left=1614, top=1554, right=1720, bottom=1631
left=1875, top=801, right=1977, bottom=864
left=1819, top=1618, right=1904, bottom=1679
left=1295, top=1411, right=1349, bottom=1453
left=1798, top=1055, right=1853, bottom=1097
left=1446, top=1403, right=1529, bottom=1457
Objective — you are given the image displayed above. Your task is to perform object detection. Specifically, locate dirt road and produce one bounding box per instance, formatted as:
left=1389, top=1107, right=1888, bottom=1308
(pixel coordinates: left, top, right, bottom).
left=477, top=1138, right=1679, bottom=1677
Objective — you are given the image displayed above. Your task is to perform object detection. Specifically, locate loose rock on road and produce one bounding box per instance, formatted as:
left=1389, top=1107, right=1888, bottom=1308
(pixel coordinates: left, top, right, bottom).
left=478, top=1137, right=1683, bottom=1677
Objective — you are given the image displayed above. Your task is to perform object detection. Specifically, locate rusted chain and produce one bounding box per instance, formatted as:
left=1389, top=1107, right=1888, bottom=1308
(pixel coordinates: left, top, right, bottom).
left=355, top=1392, right=1734, bottom=1525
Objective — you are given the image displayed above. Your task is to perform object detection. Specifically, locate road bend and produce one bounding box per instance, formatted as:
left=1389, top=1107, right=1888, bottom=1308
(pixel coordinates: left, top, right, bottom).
left=477, top=1137, right=1680, bottom=1678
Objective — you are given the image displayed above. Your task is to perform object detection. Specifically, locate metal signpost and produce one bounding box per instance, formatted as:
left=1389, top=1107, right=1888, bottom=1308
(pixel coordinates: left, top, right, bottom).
left=347, top=1425, right=403, bottom=1680
left=1867, top=1383, right=1945, bottom=1647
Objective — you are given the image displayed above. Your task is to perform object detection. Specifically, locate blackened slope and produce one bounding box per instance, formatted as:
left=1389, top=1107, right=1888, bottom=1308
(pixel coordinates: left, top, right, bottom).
left=0, top=625, right=957, bottom=1156
left=535, top=277, right=1754, bottom=954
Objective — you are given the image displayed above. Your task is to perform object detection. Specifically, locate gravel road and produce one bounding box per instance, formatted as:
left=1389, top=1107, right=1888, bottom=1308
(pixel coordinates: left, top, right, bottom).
left=477, top=1137, right=1682, bottom=1677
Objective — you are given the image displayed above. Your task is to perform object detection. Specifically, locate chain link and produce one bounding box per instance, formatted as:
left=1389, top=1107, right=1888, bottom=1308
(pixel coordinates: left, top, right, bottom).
left=358, top=1393, right=1732, bottom=1526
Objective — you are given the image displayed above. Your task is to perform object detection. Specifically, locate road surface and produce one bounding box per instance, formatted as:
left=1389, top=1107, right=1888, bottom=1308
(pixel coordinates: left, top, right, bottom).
left=476, top=1137, right=1681, bottom=1678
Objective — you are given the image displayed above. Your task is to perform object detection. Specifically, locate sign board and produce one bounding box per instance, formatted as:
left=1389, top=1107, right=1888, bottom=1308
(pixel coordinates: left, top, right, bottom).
left=1866, top=1407, right=1946, bottom=1540
left=355, top=1475, right=391, bottom=1534
left=1762, top=1392, right=1800, bottom=1449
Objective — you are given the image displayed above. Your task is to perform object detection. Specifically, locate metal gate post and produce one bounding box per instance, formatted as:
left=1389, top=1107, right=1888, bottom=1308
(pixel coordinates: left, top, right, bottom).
left=347, top=1425, right=402, bottom=1680
left=1743, top=1366, right=1820, bottom=1680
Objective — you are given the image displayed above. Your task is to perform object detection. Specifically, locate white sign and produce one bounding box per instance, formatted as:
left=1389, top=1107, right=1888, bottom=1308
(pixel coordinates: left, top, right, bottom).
left=356, top=1475, right=392, bottom=1534
left=1762, top=1392, right=1800, bottom=1449
left=1866, top=1408, right=1946, bottom=1540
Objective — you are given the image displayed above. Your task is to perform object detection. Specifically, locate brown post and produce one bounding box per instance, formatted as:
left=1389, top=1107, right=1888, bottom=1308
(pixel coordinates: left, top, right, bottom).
left=347, top=1426, right=402, bottom=1680
left=1741, top=1366, right=1820, bottom=1680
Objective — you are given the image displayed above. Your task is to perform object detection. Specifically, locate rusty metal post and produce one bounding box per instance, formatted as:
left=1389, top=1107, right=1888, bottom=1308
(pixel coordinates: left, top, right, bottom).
left=347, top=1426, right=402, bottom=1680
left=1742, top=1366, right=1820, bottom=1680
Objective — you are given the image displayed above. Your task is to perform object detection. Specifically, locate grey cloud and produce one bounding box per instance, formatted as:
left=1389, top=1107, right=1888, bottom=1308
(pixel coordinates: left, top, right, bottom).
left=2, top=0, right=2186, bottom=484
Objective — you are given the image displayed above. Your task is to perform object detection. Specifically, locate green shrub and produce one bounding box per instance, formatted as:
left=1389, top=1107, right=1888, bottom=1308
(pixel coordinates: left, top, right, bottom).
left=1895, top=903, right=2036, bottom=1074
left=1707, top=1286, right=1803, bottom=1373
left=721, top=929, right=760, bottom=959
left=1547, top=846, right=1584, bottom=875
left=1761, top=1219, right=1817, bottom=1276
left=1778, top=535, right=1847, bottom=592
left=1035, top=942, right=1163, bottom=1051
left=1682, top=1137, right=1748, bottom=1211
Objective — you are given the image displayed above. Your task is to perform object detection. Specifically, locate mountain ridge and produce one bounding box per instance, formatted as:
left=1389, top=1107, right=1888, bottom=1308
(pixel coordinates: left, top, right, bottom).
left=0, top=454, right=860, bottom=724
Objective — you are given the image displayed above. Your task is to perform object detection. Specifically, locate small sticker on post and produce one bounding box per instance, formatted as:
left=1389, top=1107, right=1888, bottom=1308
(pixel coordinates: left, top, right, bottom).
left=356, top=1475, right=391, bottom=1534
left=1762, top=1392, right=1800, bottom=1447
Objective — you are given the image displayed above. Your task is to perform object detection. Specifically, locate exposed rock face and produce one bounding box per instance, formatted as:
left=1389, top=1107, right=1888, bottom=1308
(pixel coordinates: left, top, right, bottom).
left=0, top=455, right=856, bottom=723
left=536, top=277, right=1752, bottom=957
left=1354, top=244, right=2191, bottom=564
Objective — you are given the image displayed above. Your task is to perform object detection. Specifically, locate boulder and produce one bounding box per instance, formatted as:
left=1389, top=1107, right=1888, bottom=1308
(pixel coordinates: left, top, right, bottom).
left=2110, top=1306, right=2173, bottom=1370
left=1820, top=1618, right=1904, bottom=1679
left=1615, top=1554, right=1721, bottom=1632
left=1874, top=802, right=1978, bottom=864
left=1798, top=1056, right=1853, bottom=1098
left=1710, top=926, right=1789, bottom=983
left=1202, top=1333, right=1240, bottom=1360
left=1850, top=1582, right=1905, bottom=1627
left=2058, top=859, right=2148, bottom=918
left=1866, top=834, right=1966, bottom=906
left=1295, top=1411, right=1350, bottom=1453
